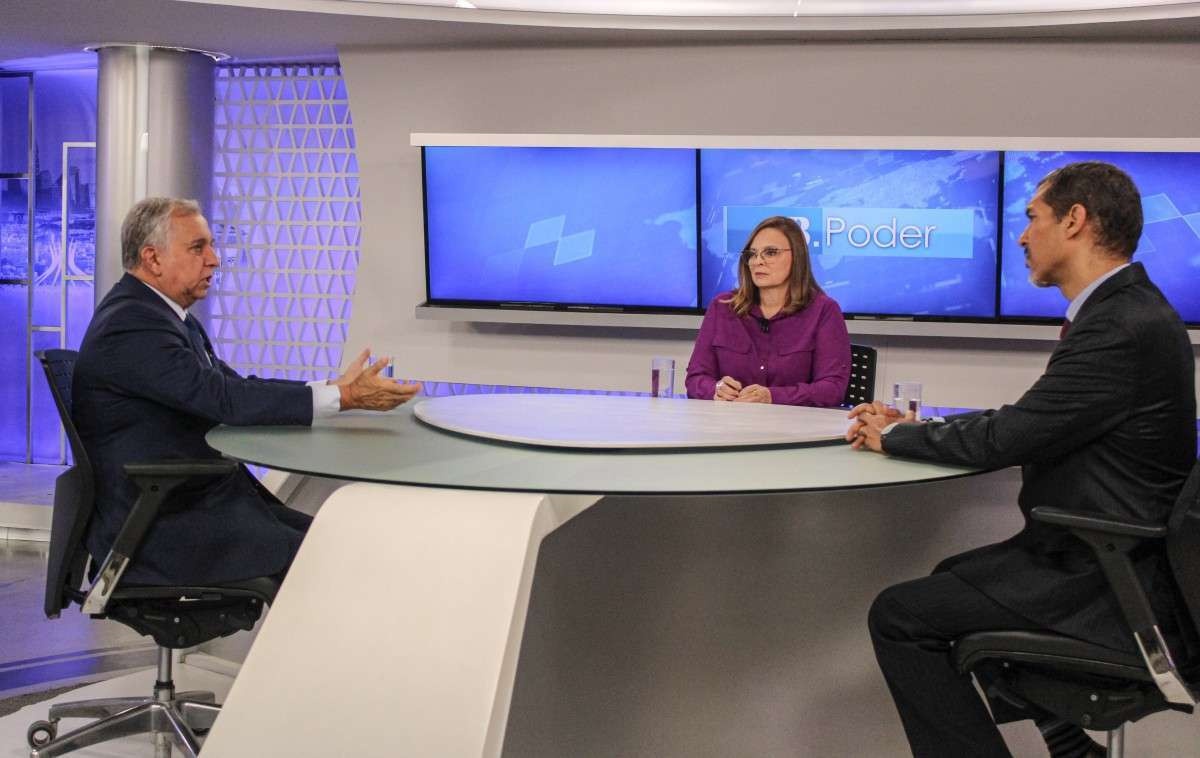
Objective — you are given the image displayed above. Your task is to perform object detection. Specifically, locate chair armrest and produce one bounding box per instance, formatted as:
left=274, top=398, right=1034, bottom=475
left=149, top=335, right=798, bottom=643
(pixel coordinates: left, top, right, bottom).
left=82, top=459, right=237, bottom=614
left=114, top=460, right=237, bottom=559
left=1031, top=507, right=1167, bottom=539
left=1030, top=505, right=1194, bottom=706
left=1031, top=505, right=1161, bottom=637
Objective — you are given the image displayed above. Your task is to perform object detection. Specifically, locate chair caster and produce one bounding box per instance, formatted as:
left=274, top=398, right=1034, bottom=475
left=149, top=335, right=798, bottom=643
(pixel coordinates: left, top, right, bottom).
left=27, top=719, right=58, bottom=749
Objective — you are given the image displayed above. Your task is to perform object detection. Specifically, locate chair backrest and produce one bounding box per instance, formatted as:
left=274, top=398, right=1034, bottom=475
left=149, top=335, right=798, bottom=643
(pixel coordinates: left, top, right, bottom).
left=842, top=344, right=877, bottom=407
left=1167, top=459, right=1200, bottom=645
left=35, top=349, right=95, bottom=619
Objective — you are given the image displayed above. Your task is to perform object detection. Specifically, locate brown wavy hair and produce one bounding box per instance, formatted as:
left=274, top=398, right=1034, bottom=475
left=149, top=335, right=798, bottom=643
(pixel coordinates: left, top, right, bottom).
left=722, top=215, right=822, bottom=317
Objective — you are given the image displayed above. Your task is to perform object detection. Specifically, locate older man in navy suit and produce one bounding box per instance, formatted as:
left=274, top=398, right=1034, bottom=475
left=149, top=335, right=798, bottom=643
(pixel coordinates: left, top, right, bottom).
left=73, top=197, right=421, bottom=587
left=848, top=163, right=1196, bottom=758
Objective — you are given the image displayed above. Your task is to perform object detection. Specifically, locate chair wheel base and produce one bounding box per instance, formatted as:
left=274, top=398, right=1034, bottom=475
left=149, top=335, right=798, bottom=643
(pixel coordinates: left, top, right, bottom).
left=27, top=719, right=58, bottom=749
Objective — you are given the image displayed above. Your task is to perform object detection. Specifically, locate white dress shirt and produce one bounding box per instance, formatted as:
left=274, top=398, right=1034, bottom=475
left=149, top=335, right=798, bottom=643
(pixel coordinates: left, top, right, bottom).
left=1065, top=262, right=1130, bottom=324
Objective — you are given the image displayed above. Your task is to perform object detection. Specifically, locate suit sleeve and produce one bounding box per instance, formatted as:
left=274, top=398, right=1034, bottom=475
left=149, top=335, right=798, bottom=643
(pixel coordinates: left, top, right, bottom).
left=766, top=298, right=851, bottom=407
left=97, top=304, right=313, bottom=426
left=884, top=313, right=1138, bottom=468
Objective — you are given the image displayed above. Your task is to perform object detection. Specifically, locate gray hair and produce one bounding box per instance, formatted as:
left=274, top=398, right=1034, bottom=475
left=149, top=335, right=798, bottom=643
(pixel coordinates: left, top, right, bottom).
left=121, top=197, right=203, bottom=271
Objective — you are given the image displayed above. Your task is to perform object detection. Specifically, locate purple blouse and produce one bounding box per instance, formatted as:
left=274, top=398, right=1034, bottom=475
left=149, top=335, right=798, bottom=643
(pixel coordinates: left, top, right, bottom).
left=685, top=291, right=851, bottom=407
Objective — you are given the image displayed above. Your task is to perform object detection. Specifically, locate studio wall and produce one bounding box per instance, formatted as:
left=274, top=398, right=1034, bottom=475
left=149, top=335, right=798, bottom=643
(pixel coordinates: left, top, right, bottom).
left=339, top=39, right=1200, bottom=408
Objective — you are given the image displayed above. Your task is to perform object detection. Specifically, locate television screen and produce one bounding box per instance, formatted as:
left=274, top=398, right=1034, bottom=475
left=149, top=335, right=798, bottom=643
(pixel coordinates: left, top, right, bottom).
left=423, top=146, right=698, bottom=308
left=1000, top=151, right=1200, bottom=323
left=699, top=149, right=1002, bottom=318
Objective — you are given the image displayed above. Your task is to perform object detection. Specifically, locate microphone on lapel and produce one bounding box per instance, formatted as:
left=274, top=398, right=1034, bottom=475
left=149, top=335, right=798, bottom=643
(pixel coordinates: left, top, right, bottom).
left=757, top=316, right=770, bottom=334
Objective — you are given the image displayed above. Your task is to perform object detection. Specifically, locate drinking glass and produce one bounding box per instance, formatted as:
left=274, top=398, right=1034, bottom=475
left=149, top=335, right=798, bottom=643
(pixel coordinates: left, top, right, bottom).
left=651, top=357, right=675, bottom=398
left=892, top=381, right=923, bottom=419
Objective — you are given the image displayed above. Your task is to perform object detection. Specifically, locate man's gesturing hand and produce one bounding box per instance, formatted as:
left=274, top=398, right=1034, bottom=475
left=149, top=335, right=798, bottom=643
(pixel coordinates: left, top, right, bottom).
left=336, top=354, right=421, bottom=411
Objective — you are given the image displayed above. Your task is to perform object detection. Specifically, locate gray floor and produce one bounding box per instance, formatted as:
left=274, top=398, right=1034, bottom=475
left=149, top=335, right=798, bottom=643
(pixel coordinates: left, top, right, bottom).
left=0, top=462, right=58, bottom=540
left=0, top=463, right=56, bottom=508
left=0, top=540, right=155, bottom=698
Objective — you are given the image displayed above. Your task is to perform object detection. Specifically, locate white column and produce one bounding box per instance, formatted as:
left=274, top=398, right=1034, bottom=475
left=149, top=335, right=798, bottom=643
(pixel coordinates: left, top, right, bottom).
left=94, top=45, right=215, bottom=311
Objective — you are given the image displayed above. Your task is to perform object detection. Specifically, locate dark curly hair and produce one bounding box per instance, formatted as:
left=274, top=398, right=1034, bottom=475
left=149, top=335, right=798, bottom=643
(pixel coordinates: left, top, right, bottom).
left=1037, top=161, right=1142, bottom=258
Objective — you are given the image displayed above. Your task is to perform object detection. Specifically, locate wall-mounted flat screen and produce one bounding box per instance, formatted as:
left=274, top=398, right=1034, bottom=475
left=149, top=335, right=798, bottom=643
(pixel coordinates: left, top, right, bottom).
left=699, top=149, right=1002, bottom=318
left=1000, top=151, right=1200, bottom=324
left=423, top=146, right=698, bottom=308
left=700, top=149, right=998, bottom=319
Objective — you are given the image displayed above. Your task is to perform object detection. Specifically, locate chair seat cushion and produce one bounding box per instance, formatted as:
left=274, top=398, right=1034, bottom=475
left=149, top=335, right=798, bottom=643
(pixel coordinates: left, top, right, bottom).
left=99, top=577, right=280, bottom=648
left=954, top=630, right=1151, bottom=682
left=111, top=576, right=279, bottom=605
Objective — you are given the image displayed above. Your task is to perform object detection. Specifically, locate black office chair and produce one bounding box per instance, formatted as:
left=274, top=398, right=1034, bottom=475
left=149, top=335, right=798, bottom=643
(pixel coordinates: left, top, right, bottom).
left=953, top=460, right=1200, bottom=757
left=842, top=343, right=877, bottom=407
left=27, top=350, right=278, bottom=757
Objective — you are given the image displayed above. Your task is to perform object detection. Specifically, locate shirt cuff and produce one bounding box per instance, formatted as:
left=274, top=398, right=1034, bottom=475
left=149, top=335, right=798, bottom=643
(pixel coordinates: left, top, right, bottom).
left=308, top=380, right=341, bottom=418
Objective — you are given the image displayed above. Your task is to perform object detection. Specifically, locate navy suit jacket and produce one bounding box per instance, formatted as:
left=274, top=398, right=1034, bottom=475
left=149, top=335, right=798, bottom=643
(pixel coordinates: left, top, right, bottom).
left=74, top=273, right=315, bottom=585
left=885, top=263, right=1197, bottom=652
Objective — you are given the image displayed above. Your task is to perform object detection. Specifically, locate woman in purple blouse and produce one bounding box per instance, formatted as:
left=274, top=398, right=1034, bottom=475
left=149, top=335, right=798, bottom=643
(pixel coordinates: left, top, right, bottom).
left=685, top=215, right=851, bottom=406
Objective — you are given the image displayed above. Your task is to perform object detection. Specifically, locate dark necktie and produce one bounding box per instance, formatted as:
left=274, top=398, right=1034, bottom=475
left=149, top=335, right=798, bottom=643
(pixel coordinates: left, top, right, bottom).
left=184, top=314, right=214, bottom=367
left=1059, top=319, right=1072, bottom=339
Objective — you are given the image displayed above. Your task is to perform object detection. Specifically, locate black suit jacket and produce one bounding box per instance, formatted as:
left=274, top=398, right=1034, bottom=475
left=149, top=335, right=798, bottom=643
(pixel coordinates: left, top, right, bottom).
left=885, top=263, right=1197, bottom=651
left=74, top=273, right=315, bottom=585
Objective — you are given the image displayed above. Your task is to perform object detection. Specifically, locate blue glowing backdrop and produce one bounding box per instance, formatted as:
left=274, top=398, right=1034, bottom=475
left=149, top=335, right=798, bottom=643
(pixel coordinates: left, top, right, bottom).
left=0, top=69, right=97, bottom=464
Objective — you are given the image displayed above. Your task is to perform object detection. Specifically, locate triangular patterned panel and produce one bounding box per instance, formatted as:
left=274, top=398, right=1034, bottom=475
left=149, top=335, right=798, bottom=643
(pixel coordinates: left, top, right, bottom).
left=212, top=64, right=359, bottom=379
left=321, top=272, right=340, bottom=296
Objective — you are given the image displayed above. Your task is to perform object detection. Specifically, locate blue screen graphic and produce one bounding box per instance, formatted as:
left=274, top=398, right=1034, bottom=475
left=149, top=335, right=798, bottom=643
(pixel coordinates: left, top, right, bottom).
left=424, top=146, right=697, bottom=307
left=1001, top=151, right=1200, bottom=323
left=700, top=149, right=1001, bottom=317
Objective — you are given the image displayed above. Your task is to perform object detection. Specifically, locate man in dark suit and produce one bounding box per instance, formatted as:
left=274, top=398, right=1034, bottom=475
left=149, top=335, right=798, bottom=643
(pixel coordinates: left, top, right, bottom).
left=74, top=197, right=421, bottom=586
left=847, top=162, right=1196, bottom=758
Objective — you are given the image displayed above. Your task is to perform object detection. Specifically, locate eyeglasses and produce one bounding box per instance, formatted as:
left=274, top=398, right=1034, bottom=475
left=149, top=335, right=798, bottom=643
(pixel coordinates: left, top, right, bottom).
left=740, top=246, right=791, bottom=263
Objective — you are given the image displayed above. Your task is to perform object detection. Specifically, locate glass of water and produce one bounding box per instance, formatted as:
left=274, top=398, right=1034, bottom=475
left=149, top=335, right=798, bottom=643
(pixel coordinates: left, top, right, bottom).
left=892, top=381, right=922, bottom=419
left=651, top=357, right=675, bottom=398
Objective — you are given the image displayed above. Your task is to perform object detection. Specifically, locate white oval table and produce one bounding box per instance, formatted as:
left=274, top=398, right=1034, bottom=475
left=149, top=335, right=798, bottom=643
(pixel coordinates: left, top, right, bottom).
left=201, top=397, right=986, bottom=758
left=412, top=394, right=856, bottom=449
